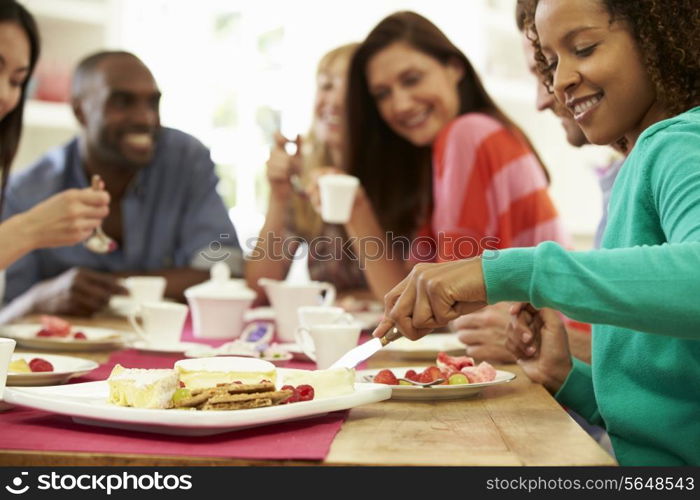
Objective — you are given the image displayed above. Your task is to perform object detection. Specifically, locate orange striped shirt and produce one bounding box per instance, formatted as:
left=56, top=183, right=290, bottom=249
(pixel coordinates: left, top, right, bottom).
left=414, top=113, right=569, bottom=262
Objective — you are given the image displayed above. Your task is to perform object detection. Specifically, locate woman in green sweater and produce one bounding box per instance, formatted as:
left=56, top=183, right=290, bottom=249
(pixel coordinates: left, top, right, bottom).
left=373, top=0, right=699, bottom=465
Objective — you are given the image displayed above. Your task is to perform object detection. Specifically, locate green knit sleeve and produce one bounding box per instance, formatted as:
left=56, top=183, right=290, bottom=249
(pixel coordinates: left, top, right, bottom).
left=483, top=241, right=700, bottom=339
left=555, top=358, right=604, bottom=427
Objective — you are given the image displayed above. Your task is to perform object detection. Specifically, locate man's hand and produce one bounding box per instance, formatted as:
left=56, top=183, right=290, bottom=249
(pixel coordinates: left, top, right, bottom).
left=505, top=303, right=573, bottom=394
left=28, top=267, right=128, bottom=317
left=453, top=302, right=517, bottom=363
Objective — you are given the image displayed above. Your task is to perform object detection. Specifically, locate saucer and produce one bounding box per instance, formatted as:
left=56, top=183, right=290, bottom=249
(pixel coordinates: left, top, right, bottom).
left=130, top=341, right=202, bottom=354
left=275, top=342, right=313, bottom=362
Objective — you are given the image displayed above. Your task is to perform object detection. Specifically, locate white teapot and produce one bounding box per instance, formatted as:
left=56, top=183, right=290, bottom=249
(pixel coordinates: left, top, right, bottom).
left=185, top=262, right=256, bottom=339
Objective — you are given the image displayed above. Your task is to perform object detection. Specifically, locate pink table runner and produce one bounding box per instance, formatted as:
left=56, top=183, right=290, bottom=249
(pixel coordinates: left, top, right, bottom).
left=0, top=349, right=347, bottom=461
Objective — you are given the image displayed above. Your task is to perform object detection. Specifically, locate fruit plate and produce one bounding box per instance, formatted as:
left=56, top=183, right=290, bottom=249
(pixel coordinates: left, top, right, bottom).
left=356, top=366, right=516, bottom=401
left=6, top=353, right=99, bottom=387
left=381, top=333, right=465, bottom=360
left=0, top=324, right=128, bottom=352
left=2, top=376, right=391, bottom=436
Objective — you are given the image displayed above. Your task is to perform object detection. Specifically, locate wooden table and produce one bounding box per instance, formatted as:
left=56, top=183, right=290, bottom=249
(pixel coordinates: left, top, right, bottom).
left=0, top=316, right=616, bottom=466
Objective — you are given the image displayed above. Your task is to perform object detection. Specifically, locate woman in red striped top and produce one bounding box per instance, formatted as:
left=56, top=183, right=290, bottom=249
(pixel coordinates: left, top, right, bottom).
left=309, top=11, right=568, bottom=302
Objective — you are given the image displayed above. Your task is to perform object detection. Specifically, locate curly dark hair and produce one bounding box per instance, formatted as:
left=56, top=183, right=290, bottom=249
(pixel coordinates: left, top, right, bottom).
left=524, top=0, right=699, bottom=117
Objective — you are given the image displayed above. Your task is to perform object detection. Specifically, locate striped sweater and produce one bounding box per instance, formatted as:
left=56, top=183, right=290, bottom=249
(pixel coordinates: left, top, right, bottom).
left=415, top=113, right=569, bottom=261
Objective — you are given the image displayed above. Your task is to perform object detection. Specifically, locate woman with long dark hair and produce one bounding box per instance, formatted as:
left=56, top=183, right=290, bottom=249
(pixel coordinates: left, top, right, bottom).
left=327, top=11, right=567, bottom=300
left=0, top=0, right=108, bottom=275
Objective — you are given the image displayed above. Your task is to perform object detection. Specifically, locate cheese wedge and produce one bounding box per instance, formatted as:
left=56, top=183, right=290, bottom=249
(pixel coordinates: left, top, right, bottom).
left=174, top=357, right=277, bottom=390
left=279, top=367, right=355, bottom=399
left=107, top=364, right=179, bottom=409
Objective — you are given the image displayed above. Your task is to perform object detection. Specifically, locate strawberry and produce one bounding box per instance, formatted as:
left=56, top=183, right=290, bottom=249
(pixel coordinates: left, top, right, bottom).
left=36, top=329, right=53, bottom=337
left=29, top=358, right=54, bottom=372
left=403, top=369, right=420, bottom=382
left=296, top=384, right=315, bottom=401
left=280, top=385, right=299, bottom=404
left=73, top=332, right=87, bottom=340
left=372, top=369, right=399, bottom=385
left=419, top=365, right=443, bottom=383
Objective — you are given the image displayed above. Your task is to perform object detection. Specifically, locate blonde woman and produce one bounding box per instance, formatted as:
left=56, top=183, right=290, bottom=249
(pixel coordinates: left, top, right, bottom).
left=246, top=43, right=365, bottom=302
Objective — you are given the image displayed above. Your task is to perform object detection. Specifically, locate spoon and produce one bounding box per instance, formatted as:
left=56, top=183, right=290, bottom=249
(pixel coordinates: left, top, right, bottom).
left=84, top=175, right=118, bottom=254
left=363, top=375, right=446, bottom=387
left=398, top=377, right=446, bottom=387
left=289, top=174, right=306, bottom=196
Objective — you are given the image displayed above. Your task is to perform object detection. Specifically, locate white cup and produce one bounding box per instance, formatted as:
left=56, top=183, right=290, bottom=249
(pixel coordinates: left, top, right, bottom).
left=123, top=276, right=167, bottom=304
left=128, top=301, right=189, bottom=346
left=318, top=174, right=359, bottom=224
left=298, top=306, right=354, bottom=328
left=258, top=278, right=336, bottom=343
left=0, top=338, right=16, bottom=400
left=294, top=323, right=362, bottom=369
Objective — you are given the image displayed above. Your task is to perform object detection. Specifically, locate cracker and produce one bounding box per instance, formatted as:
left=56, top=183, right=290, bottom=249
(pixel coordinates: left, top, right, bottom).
left=201, top=398, right=274, bottom=411
left=174, top=381, right=293, bottom=411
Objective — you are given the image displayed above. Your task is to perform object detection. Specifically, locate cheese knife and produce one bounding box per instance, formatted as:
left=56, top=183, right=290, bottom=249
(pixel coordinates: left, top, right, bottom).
left=329, top=326, right=403, bottom=370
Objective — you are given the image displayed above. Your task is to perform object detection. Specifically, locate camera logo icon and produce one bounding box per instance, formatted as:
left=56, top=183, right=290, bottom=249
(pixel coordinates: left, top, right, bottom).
left=5, top=472, right=29, bottom=495
left=199, top=234, right=232, bottom=263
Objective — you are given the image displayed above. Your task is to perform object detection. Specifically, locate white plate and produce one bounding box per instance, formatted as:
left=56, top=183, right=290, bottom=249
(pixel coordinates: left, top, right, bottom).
left=0, top=324, right=128, bottom=352
left=6, top=353, right=99, bottom=387
left=2, top=375, right=392, bottom=436
left=184, top=348, right=294, bottom=366
left=352, top=311, right=384, bottom=330
left=356, top=366, right=516, bottom=400
left=130, top=340, right=203, bottom=354
left=382, top=333, right=465, bottom=360
left=275, top=342, right=312, bottom=362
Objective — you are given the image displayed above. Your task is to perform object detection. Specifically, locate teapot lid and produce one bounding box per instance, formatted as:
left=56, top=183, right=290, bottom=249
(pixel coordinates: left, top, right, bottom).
left=185, top=262, right=256, bottom=300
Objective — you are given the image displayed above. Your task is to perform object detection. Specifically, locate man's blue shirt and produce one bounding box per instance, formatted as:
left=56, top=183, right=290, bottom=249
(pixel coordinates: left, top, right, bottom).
left=1, top=127, right=241, bottom=303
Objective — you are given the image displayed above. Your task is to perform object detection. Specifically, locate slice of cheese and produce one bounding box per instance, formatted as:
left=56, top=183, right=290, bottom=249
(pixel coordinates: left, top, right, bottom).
left=278, top=367, right=355, bottom=400
left=174, top=357, right=276, bottom=390
left=107, top=364, right=178, bottom=409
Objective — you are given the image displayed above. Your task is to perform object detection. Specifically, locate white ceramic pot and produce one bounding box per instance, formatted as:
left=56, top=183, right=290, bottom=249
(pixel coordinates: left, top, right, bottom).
left=258, top=278, right=336, bottom=343
left=185, top=263, right=256, bottom=339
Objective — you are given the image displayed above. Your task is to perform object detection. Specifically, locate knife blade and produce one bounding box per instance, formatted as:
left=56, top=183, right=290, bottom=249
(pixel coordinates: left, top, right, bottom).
left=329, top=327, right=403, bottom=369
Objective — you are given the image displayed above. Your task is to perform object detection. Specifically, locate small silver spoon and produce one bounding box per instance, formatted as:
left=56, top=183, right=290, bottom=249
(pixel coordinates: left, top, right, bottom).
left=289, top=174, right=307, bottom=196
left=364, top=375, right=446, bottom=387
left=84, top=175, right=118, bottom=254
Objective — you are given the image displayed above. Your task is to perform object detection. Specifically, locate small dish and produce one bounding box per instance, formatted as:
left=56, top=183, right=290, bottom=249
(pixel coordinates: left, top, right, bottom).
left=0, top=324, right=127, bottom=352
left=381, top=333, right=465, bottom=360
left=184, top=346, right=294, bottom=366
left=357, top=366, right=516, bottom=401
left=7, top=352, right=99, bottom=386
left=130, top=341, right=203, bottom=354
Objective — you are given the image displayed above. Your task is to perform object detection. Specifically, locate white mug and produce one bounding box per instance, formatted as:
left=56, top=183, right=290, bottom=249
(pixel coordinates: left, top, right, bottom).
left=123, top=276, right=167, bottom=304
left=294, top=323, right=362, bottom=369
left=258, top=278, right=336, bottom=343
left=318, top=174, right=359, bottom=224
left=298, top=306, right=354, bottom=328
left=0, top=338, right=16, bottom=401
left=128, top=301, right=189, bottom=345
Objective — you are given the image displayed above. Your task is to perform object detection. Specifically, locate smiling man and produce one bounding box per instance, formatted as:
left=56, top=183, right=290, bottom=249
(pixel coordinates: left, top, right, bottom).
left=0, top=51, right=241, bottom=318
